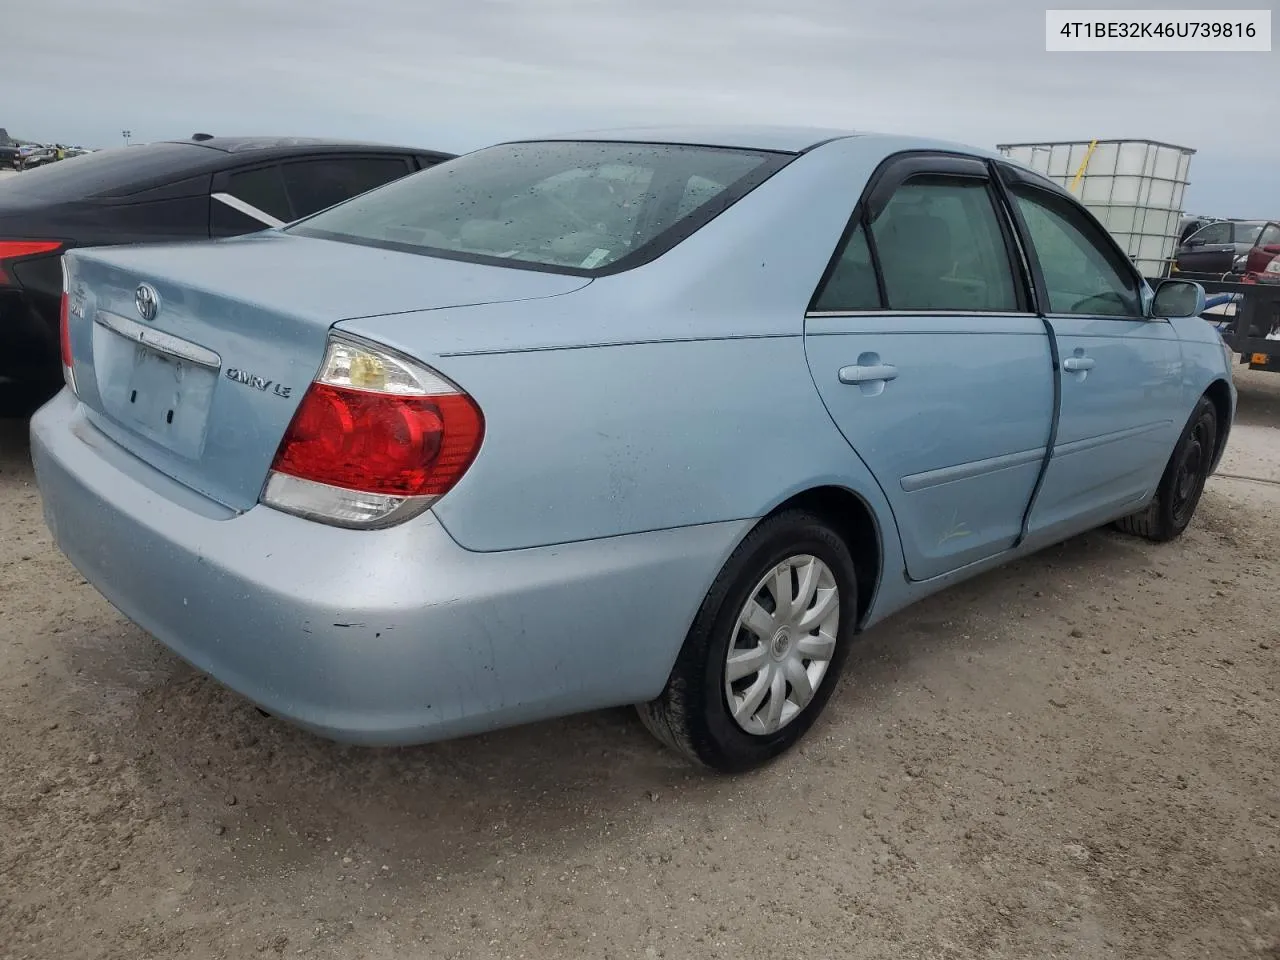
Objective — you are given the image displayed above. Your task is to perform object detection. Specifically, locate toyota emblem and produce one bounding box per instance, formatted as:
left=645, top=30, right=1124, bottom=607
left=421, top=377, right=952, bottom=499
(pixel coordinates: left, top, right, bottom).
left=135, top=283, right=160, bottom=322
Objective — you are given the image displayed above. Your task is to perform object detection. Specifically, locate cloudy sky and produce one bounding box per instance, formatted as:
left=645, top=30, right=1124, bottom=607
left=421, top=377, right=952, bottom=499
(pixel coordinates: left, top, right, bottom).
left=6, top=0, right=1276, bottom=216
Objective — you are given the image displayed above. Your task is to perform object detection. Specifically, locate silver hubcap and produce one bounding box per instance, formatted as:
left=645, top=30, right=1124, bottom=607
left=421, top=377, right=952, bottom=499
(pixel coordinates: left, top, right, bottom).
left=724, top=554, right=840, bottom=736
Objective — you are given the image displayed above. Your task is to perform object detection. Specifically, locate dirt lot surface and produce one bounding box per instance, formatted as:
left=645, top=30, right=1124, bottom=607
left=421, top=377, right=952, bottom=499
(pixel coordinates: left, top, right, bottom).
left=2, top=368, right=1277, bottom=960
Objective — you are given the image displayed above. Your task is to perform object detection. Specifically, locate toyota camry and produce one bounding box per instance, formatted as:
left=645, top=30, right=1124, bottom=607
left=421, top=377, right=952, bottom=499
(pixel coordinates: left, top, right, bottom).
left=31, top=126, right=1234, bottom=772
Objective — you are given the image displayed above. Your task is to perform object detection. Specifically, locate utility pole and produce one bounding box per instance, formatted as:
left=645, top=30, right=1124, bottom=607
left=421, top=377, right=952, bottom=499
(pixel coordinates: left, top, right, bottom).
left=122, top=129, right=132, bottom=146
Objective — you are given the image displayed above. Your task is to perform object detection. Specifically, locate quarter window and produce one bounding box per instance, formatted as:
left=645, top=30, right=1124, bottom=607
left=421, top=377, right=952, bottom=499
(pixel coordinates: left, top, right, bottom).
left=812, top=224, right=880, bottom=311
left=1010, top=186, right=1142, bottom=317
left=869, top=177, right=1019, bottom=312
left=212, top=165, right=291, bottom=235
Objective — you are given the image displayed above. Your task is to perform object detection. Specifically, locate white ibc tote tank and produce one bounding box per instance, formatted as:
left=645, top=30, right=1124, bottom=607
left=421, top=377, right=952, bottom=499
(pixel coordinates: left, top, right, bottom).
left=996, top=139, right=1195, bottom=278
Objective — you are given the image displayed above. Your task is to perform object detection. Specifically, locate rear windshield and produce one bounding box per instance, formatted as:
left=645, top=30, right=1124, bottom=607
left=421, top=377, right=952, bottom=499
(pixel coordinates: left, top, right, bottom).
left=287, top=140, right=792, bottom=275
left=1, top=142, right=215, bottom=199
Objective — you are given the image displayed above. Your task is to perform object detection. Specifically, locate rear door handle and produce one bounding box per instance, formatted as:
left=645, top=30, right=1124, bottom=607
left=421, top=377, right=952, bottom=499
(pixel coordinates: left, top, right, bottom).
left=1062, top=356, right=1095, bottom=372
left=838, top=363, right=899, bottom=384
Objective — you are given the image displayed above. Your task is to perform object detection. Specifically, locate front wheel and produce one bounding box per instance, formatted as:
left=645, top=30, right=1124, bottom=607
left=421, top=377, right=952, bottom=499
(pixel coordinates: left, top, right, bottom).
left=1114, top=396, right=1218, bottom=542
left=637, top=509, right=858, bottom=773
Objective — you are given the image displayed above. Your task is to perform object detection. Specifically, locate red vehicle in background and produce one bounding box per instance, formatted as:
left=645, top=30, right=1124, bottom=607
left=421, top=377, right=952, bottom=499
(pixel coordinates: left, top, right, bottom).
left=1243, top=221, right=1280, bottom=283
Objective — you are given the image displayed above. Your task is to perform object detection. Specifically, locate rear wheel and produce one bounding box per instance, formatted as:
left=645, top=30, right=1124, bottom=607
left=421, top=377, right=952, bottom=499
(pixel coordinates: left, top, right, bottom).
left=1114, top=396, right=1218, bottom=542
left=637, top=509, right=858, bottom=773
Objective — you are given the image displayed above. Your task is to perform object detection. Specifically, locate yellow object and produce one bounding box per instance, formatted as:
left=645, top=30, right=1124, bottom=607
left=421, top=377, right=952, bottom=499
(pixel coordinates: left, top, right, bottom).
left=1069, top=140, right=1098, bottom=194
left=349, top=353, right=387, bottom=389
left=1251, top=353, right=1269, bottom=366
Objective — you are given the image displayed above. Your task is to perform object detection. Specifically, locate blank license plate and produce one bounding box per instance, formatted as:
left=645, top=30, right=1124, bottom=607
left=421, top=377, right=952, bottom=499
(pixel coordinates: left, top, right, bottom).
left=93, top=322, right=217, bottom=460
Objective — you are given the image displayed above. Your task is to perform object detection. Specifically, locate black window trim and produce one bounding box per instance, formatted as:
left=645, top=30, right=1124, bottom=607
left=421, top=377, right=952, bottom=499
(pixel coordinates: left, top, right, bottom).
left=286, top=141, right=799, bottom=279
left=806, top=149, right=1036, bottom=318
left=994, top=160, right=1153, bottom=323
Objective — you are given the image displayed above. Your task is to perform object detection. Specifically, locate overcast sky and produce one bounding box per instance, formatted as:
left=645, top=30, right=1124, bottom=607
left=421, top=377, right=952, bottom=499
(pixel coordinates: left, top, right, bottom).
left=6, top=0, right=1276, bottom=216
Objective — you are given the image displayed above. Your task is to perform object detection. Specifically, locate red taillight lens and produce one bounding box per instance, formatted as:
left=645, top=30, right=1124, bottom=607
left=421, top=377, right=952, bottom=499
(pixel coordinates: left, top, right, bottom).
left=59, top=291, right=72, bottom=366
left=261, top=338, right=484, bottom=528
left=0, top=239, right=62, bottom=285
left=271, top=383, right=482, bottom=497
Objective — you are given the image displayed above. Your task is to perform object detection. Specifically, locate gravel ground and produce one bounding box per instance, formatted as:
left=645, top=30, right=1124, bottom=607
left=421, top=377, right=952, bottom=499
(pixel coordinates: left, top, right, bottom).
left=1, top=367, right=1277, bottom=960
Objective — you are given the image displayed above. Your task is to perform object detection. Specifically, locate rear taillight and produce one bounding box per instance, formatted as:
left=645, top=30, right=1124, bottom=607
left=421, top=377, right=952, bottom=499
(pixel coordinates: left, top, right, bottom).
left=261, top=337, right=485, bottom=528
left=58, top=256, right=76, bottom=395
left=0, top=239, right=62, bottom=286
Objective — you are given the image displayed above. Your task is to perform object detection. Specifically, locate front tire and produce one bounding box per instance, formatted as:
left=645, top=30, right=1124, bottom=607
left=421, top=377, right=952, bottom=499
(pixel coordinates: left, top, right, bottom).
left=637, top=509, right=858, bottom=773
left=1114, top=396, right=1218, bottom=542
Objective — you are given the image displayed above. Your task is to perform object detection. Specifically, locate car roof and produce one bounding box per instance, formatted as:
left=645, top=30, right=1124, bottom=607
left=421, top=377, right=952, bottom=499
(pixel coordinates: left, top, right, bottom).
left=516, top=124, right=865, bottom=153
left=0, top=137, right=456, bottom=206
left=500, top=125, right=1030, bottom=170
left=159, top=135, right=449, bottom=158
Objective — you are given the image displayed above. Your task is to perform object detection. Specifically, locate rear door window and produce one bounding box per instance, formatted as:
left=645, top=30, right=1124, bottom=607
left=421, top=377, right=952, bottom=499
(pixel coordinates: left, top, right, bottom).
left=1233, top=222, right=1265, bottom=245
left=281, top=156, right=414, bottom=218
left=211, top=165, right=291, bottom=236
left=869, top=177, right=1019, bottom=312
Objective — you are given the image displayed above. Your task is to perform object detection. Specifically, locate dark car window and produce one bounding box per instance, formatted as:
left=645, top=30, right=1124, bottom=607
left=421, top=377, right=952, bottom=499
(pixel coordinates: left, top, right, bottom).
left=869, top=177, right=1019, bottom=312
left=1010, top=185, right=1142, bottom=317
left=281, top=157, right=413, bottom=218
left=812, top=223, right=881, bottom=311
left=287, top=140, right=791, bottom=275
left=1191, top=221, right=1232, bottom=245
left=0, top=142, right=215, bottom=199
left=416, top=154, right=449, bottom=170
left=1233, top=221, right=1266, bottom=246
left=211, top=165, right=292, bottom=235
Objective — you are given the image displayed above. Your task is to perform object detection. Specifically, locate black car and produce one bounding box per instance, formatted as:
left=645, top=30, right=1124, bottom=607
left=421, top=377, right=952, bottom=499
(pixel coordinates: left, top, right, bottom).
left=1174, top=219, right=1274, bottom=275
left=0, top=135, right=454, bottom=412
left=0, top=128, right=19, bottom=169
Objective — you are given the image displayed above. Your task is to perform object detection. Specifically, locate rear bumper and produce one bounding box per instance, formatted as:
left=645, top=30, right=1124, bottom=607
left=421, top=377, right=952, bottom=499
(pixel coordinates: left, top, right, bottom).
left=31, top=390, right=748, bottom=745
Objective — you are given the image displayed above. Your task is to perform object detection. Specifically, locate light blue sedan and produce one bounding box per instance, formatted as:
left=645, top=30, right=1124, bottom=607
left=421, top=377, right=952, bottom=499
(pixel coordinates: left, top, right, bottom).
left=31, top=126, right=1235, bottom=772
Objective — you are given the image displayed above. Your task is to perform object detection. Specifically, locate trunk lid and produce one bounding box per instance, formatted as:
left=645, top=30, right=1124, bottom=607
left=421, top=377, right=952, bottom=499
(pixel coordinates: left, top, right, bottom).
left=64, top=231, right=590, bottom=510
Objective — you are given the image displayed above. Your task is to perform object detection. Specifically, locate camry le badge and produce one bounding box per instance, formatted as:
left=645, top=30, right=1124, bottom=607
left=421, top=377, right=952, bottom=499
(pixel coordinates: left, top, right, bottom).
left=135, top=283, right=160, bottom=322
left=226, top=367, right=293, bottom=398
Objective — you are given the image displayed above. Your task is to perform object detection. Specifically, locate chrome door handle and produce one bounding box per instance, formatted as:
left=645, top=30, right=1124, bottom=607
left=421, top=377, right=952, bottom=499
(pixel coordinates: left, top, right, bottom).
left=1062, top=356, right=1095, bottom=372
left=839, top=363, right=899, bottom=384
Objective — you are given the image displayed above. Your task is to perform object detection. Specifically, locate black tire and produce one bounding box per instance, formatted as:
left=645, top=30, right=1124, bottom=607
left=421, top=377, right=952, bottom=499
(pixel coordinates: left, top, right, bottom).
left=637, top=509, right=859, bottom=773
left=1113, top=396, right=1218, bottom=543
